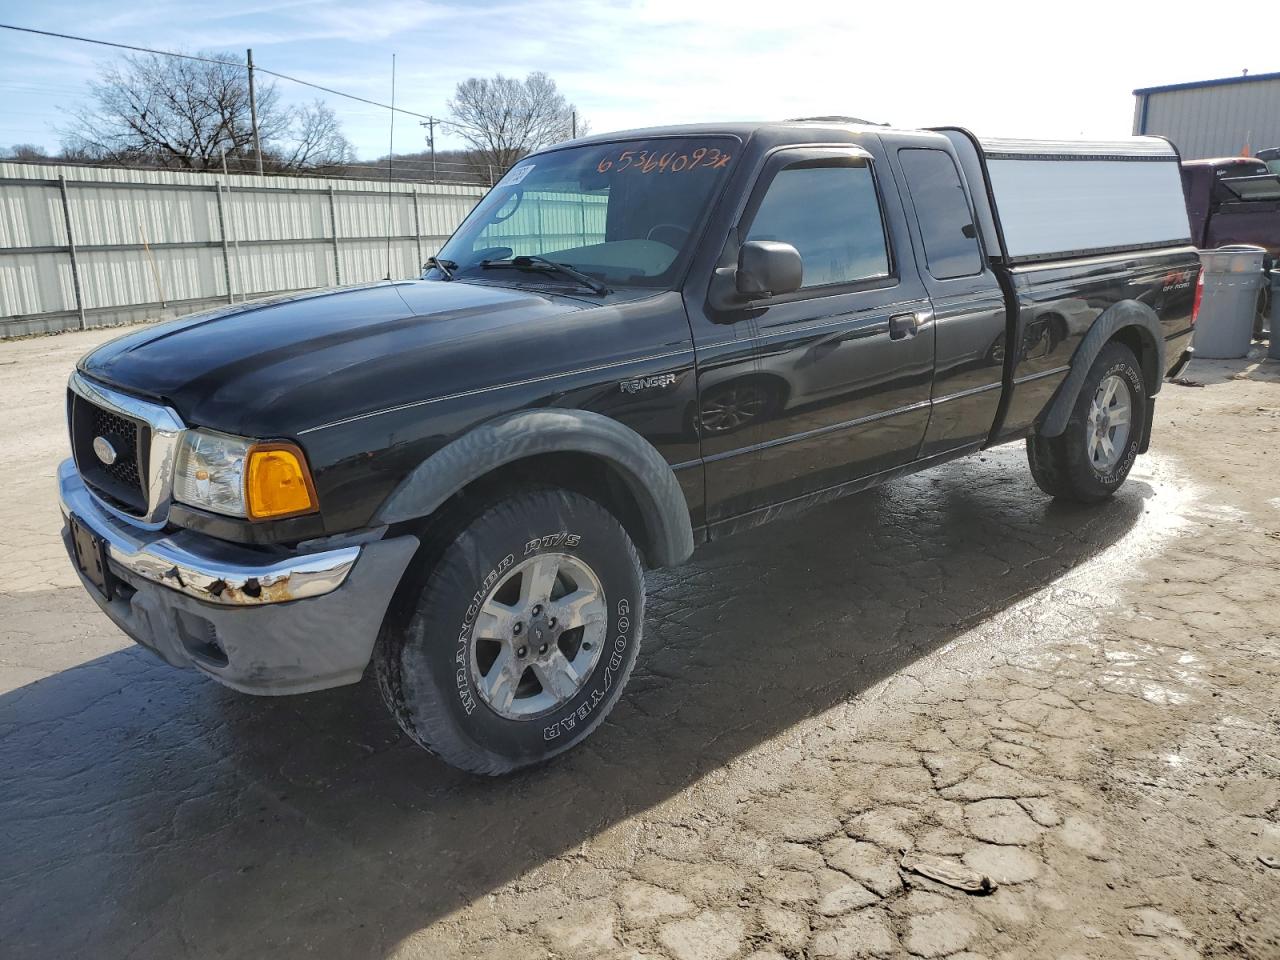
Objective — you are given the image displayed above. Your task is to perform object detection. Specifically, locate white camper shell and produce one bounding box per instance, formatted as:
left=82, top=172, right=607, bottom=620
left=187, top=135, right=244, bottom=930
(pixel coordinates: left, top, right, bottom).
left=936, top=130, right=1193, bottom=263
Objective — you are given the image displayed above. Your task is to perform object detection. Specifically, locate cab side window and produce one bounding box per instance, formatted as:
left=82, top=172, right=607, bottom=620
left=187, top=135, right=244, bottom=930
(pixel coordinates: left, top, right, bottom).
left=897, top=148, right=983, bottom=279
left=745, top=162, right=890, bottom=289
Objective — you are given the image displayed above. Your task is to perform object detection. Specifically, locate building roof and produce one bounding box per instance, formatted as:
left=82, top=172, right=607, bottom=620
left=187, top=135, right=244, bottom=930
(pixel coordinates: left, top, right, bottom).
left=1134, top=71, right=1280, bottom=96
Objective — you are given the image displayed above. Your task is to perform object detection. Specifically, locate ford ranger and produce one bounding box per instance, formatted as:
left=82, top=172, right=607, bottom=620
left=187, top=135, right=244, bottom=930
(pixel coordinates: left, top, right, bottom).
left=59, top=120, right=1198, bottom=774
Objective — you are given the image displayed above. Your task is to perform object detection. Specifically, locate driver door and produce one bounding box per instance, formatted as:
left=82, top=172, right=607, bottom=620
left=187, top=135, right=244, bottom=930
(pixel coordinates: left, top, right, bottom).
left=692, top=142, right=935, bottom=524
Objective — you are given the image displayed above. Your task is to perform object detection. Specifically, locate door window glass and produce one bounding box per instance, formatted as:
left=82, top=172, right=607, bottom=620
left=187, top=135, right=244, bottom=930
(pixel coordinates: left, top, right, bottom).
left=898, top=148, right=983, bottom=279
left=746, top=162, right=890, bottom=288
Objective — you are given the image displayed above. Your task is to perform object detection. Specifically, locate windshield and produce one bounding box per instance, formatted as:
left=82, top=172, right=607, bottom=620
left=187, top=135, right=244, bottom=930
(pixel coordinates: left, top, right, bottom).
left=435, top=136, right=737, bottom=289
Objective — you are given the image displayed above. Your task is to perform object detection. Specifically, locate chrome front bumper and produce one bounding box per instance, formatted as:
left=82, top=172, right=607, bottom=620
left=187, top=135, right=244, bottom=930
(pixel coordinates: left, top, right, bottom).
left=58, top=458, right=419, bottom=695
left=59, top=458, right=357, bottom=605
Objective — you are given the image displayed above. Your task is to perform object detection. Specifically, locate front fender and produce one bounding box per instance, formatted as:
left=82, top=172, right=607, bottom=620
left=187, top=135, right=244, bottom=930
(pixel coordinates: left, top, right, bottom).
left=376, top=408, right=695, bottom=568
left=1037, top=300, right=1165, bottom=438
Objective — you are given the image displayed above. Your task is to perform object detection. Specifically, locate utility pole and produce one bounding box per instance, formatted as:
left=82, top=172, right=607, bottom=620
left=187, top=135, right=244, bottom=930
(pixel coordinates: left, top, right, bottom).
left=419, top=117, right=437, bottom=183
left=246, top=48, right=264, bottom=176
left=571, top=110, right=577, bottom=139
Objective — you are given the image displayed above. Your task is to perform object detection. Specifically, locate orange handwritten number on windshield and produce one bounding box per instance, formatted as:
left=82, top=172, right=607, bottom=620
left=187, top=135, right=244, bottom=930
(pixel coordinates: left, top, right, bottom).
left=598, top=145, right=731, bottom=175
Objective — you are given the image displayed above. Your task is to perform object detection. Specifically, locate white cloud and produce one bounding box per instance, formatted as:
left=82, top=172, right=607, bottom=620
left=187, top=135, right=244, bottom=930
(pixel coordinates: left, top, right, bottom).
left=0, top=0, right=1273, bottom=156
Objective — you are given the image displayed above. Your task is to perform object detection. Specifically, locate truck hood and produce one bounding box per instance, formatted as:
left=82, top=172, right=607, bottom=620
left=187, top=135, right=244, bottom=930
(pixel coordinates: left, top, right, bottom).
left=79, top=281, right=592, bottom=437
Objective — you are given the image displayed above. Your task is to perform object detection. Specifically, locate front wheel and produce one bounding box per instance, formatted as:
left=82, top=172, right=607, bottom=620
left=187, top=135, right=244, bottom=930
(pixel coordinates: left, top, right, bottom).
left=375, top=488, right=644, bottom=775
left=1026, top=341, right=1146, bottom=503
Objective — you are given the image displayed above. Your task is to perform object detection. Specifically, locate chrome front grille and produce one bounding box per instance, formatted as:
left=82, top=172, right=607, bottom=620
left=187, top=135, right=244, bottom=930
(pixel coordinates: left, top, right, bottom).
left=70, top=393, right=149, bottom=512
left=67, top=373, right=186, bottom=526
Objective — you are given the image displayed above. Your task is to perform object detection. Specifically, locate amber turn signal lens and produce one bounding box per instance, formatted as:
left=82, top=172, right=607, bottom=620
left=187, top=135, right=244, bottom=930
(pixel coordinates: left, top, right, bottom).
left=245, top=442, right=318, bottom=520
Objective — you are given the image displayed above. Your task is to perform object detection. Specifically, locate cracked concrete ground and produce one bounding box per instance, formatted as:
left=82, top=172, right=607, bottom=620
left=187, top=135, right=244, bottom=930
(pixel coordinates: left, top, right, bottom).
left=1, top=329, right=1277, bottom=960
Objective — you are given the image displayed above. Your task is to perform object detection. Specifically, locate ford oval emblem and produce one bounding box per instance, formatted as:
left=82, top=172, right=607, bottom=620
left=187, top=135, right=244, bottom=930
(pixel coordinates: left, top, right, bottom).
left=92, top=436, right=118, bottom=466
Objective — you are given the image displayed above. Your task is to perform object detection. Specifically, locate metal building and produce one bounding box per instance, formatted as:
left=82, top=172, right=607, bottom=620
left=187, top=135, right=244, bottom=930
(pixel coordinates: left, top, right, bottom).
left=1133, top=71, right=1280, bottom=160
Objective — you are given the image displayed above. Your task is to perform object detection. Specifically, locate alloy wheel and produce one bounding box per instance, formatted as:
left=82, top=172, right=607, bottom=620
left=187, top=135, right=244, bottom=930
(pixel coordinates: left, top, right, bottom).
left=469, top=553, right=608, bottom=719
left=1086, top=373, right=1133, bottom=472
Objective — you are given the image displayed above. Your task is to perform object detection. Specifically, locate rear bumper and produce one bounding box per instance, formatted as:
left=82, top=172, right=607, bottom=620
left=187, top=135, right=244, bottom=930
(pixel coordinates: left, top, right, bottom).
left=59, top=458, right=419, bottom=695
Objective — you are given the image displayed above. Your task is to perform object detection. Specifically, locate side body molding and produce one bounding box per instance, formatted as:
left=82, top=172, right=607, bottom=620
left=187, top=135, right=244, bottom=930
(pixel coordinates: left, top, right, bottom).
left=1036, top=300, right=1166, bottom=439
left=376, top=408, right=696, bottom=568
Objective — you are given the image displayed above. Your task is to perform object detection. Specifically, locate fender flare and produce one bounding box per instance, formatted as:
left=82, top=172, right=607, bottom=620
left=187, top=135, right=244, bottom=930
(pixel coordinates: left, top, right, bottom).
left=1037, top=300, right=1166, bottom=438
left=376, top=408, right=695, bottom=568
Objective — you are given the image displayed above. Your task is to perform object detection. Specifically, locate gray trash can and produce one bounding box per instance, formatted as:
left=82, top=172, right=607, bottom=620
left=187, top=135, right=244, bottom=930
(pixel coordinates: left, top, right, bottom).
left=1195, top=245, right=1266, bottom=359
left=1271, top=269, right=1280, bottom=360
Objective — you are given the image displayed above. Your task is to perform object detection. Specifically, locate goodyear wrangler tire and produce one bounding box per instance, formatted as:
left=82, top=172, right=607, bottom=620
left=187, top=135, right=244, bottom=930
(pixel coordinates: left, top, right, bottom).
left=375, top=488, right=644, bottom=775
left=1026, top=341, right=1146, bottom=504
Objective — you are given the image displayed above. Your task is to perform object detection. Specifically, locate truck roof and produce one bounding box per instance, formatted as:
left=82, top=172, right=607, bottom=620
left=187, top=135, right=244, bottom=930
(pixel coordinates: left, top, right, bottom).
left=549, top=122, right=1178, bottom=161
left=553, top=119, right=907, bottom=148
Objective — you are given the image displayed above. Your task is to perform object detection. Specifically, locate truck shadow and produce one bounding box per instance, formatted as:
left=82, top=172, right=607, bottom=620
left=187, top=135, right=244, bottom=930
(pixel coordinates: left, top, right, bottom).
left=0, top=446, right=1158, bottom=958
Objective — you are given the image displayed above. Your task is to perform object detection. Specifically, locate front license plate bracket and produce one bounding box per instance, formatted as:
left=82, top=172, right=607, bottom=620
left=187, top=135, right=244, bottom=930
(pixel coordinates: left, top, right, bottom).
left=70, top=514, right=114, bottom=600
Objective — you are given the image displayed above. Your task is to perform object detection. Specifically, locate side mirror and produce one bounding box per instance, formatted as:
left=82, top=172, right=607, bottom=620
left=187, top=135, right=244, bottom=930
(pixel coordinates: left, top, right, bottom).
left=736, top=241, right=803, bottom=299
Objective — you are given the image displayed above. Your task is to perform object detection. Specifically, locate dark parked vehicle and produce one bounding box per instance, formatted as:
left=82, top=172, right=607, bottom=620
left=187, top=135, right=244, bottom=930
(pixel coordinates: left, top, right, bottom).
left=1182, top=156, right=1280, bottom=262
left=1257, top=146, right=1280, bottom=176
left=60, top=121, right=1197, bottom=773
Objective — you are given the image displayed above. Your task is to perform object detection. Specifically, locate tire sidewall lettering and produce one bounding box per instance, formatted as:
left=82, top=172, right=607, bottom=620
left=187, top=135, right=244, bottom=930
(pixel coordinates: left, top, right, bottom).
left=523, top=532, right=580, bottom=556
left=543, top=597, right=635, bottom=742
left=454, top=551, right=515, bottom=715
left=1092, top=360, right=1143, bottom=486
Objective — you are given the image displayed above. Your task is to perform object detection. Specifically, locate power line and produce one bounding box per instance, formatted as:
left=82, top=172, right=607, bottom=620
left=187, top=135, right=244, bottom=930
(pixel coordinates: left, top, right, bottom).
left=0, top=21, right=477, bottom=131
left=0, top=24, right=242, bottom=66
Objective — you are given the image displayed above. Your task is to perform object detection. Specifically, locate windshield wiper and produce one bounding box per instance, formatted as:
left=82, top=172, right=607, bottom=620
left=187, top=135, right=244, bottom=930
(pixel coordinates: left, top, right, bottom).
left=479, top=255, right=610, bottom=295
left=424, top=256, right=457, bottom=280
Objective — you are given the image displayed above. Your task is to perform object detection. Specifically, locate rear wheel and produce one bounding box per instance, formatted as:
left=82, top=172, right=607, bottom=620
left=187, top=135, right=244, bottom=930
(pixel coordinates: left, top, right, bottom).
left=375, top=487, right=644, bottom=775
left=1026, top=341, right=1146, bottom=503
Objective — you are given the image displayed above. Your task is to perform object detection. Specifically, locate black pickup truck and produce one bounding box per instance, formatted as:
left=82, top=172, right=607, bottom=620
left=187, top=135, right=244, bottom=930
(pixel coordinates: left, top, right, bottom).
left=60, top=120, right=1198, bottom=774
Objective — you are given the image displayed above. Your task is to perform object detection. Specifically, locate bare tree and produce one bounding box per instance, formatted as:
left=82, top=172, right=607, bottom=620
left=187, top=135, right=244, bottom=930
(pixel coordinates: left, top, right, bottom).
left=355, top=147, right=489, bottom=184
left=61, top=52, right=353, bottom=173
left=276, top=102, right=355, bottom=172
left=1, top=144, right=54, bottom=161
left=446, top=72, right=583, bottom=171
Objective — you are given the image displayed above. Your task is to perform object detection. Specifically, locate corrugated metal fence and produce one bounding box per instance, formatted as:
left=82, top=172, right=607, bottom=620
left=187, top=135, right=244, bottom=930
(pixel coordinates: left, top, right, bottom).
left=0, top=162, right=488, bottom=338
left=478, top=190, right=608, bottom=254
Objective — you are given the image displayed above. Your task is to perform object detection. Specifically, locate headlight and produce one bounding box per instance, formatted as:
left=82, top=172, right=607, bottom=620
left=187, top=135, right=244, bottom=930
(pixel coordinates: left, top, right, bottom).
left=174, top=429, right=318, bottom=521
left=174, top=429, right=250, bottom=517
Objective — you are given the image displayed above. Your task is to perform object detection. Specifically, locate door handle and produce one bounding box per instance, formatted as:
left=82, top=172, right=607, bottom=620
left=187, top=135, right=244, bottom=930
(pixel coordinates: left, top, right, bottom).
left=888, top=312, right=919, bottom=340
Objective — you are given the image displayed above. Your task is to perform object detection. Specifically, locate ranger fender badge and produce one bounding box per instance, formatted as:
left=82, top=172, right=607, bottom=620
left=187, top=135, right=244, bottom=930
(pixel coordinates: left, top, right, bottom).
left=620, top=373, right=677, bottom=394
left=92, top=436, right=118, bottom=466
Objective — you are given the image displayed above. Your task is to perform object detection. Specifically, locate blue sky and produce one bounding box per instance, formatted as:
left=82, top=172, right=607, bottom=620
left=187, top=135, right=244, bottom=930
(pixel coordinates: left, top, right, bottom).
left=0, top=0, right=1273, bottom=161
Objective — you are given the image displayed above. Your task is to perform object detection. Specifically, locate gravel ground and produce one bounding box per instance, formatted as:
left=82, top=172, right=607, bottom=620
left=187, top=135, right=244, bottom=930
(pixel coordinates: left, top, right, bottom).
left=0, top=329, right=1277, bottom=960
